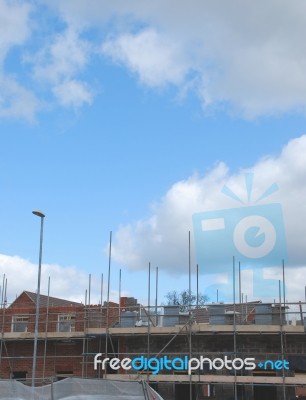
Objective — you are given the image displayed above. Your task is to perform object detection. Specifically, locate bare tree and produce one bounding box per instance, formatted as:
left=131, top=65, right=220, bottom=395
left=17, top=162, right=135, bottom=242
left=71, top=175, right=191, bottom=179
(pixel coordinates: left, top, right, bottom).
left=164, top=289, right=209, bottom=311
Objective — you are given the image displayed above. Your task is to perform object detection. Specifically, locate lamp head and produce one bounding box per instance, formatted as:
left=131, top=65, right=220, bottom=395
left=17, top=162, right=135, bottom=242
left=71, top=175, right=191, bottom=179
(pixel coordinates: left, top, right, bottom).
left=32, top=210, right=45, bottom=218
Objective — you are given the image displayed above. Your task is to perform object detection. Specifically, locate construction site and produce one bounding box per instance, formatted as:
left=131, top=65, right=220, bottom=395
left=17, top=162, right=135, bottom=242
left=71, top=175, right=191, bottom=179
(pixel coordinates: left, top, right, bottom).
left=0, top=280, right=306, bottom=400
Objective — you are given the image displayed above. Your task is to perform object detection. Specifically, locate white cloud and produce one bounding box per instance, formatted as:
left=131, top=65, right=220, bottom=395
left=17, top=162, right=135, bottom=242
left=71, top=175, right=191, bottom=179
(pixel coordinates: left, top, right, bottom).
left=0, top=0, right=31, bottom=63
left=0, top=2, right=94, bottom=118
left=0, top=254, right=115, bottom=305
left=111, top=135, right=306, bottom=300
left=0, top=1, right=40, bottom=121
left=31, top=28, right=94, bottom=108
left=53, top=79, right=93, bottom=108
left=44, top=0, right=306, bottom=117
left=3, top=0, right=306, bottom=119
left=0, top=74, right=40, bottom=122
left=33, top=29, right=90, bottom=82
left=102, top=29, right=189, bottom=88
left=111, top=162, right=230, bottom=271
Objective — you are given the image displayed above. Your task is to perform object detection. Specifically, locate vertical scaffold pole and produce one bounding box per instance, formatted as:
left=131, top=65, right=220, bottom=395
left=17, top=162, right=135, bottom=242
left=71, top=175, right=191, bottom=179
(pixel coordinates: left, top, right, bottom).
left=233, top=256, right=237, bottom=400
left=42, top=276, right=50, bottom=381
left=279, top=280, right=286, bottom=400
left=147, top=262, right=151, bottom=382
left=189, top=231, right=192, bottom=400
left=155, top=267, right=158, bottom=324
left=105, top=231, right=112, bottom=379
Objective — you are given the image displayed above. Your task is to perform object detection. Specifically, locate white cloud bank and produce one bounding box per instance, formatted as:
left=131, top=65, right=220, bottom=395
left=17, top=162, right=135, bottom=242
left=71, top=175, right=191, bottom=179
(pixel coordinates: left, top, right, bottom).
left=0, top=1, right=31, bottom=63
left=1, top=137, right=305, bottom=302
left=0, top=75, right=40, bottom=121
left=31, top=28, right=94, bottom=108
left=102, top=29, right=189, bottom=88
left=0, top=1, right=93, bottom=120
left=47, top=0, right=306, bottom=118
left=111, top=135, right=306, bottom=300
left=0, top=0, right=40, bottom=121
left=0, top=254, right=117, bottom=305
left=3, top=0, right=306, bottom=120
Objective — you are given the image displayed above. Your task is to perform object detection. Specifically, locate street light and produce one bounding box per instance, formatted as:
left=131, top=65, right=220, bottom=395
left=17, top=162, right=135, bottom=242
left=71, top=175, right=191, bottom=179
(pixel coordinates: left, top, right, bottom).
left=31, top=210, right=45, bottom=387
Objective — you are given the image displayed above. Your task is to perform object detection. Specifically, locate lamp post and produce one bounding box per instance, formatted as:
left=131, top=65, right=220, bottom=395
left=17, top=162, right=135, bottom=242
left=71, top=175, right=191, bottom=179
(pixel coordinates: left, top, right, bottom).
left=31, top=210, right=45, bottom=387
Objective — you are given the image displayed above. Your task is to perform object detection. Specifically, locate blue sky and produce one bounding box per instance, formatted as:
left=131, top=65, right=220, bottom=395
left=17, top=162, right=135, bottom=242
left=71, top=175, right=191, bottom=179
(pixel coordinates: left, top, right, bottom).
left=1, top=0, right=306, bottom=305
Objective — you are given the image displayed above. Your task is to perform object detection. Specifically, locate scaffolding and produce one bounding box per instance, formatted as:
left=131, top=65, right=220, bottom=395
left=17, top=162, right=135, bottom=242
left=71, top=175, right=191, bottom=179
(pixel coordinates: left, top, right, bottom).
left=1, top=253, right=306, bottom=400
left=0, top=291, right=306, bottom=399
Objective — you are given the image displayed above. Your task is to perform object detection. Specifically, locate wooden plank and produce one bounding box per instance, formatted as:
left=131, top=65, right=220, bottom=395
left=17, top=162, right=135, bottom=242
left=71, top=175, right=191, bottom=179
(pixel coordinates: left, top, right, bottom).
left=106, top=373, right=306, bottom=385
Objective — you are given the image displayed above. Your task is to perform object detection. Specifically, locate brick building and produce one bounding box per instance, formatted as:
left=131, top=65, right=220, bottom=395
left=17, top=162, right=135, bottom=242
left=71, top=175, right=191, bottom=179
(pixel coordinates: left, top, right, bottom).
left=0, top=291, right=306, bottom=400
left=0, top=291, right=119, bottom=382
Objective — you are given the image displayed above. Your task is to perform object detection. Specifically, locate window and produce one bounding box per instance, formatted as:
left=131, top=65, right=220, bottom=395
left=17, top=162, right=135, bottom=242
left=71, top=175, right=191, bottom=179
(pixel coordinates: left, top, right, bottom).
left=11, top=315, right=28, bottom=332
left=58, top=314, right=75, bottom=332
left=56, top=370, right=73, bottom=381
left=12, top=371, right=27, bottom=382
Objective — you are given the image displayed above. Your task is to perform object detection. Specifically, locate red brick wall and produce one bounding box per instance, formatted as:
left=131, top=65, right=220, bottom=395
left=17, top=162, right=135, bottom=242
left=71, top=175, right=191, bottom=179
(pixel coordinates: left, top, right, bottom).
left=0, top=340, right=86, bottom=380
left=0, top=304, right=121, bottom=333
left=0, top=295, right=122, bottom=381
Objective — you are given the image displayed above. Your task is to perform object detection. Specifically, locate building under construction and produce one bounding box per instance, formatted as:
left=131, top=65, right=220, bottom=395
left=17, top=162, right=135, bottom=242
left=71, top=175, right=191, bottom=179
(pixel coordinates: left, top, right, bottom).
left=0, top=289, right=306, bottom=400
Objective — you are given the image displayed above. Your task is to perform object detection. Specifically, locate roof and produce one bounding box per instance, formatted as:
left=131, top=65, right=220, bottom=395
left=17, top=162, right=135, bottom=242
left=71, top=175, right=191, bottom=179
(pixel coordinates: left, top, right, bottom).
left=9, top=291, right=82, bottom=309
